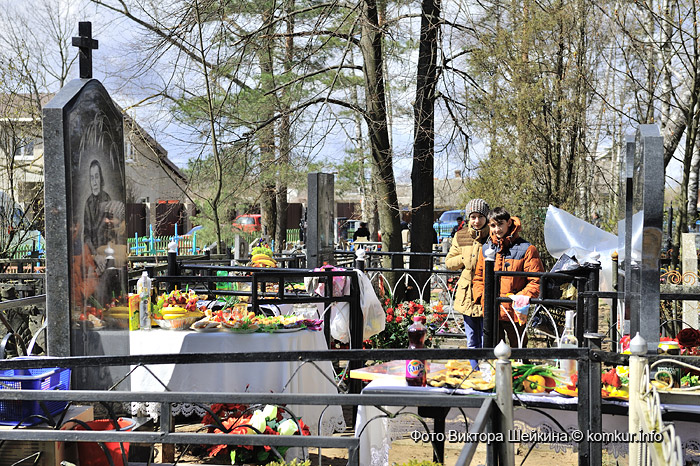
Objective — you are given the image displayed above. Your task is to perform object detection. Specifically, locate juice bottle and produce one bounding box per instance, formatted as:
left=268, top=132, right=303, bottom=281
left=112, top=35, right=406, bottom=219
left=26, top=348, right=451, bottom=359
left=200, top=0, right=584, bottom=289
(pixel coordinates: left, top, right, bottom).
left=406, top=316, right=427, bottom=387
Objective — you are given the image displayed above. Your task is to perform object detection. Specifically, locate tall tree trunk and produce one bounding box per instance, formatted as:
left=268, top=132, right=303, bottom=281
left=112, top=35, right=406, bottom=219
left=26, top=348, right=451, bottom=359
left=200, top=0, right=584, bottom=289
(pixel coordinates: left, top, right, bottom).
left=259, top=4, right=277, bottom=243
left=660, top=0, right=674, bottom=130
left=409, top=0, right=441, bottom=301
left=644, top=0, right=657, bottom=123
left=360, top=0, right=402, bottom=285
left=688, top=137, right=700, bottom=227
left=663, top=82, right=691, bottom=168
left=275, top=0, right=294, bottom=251
left=194, top=0, right=225, bottom=251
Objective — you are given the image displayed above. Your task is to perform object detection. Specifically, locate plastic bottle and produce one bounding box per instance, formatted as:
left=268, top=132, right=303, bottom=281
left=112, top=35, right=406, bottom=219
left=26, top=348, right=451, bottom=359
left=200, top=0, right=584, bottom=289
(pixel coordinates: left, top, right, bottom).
left=137, top=271, right=152, bottom=331
left=405, top=316, right=428, bottom=387
left=558, top=310, right=578, bottom=380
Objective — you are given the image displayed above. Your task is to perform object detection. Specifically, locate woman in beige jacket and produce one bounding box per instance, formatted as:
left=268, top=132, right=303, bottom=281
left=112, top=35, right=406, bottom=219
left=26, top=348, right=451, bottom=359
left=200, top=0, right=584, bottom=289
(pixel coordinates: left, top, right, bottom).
left=445, top=199, right=490, bottom=363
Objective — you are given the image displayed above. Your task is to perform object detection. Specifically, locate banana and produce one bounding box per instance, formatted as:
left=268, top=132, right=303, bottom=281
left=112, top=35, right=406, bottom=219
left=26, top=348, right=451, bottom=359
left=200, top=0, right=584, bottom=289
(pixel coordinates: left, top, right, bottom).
left=251, top=253, right=275, bottom=263
left=164, top=311, right=202, bottom=320
left=254, top=259, right=277, bottom=268
left=109, top=306, right=130, bottom=313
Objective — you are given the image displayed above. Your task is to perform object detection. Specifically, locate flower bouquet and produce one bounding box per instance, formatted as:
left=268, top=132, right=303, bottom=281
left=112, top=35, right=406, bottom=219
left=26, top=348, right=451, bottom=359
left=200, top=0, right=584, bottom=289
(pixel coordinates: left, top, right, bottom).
left=364, top=300, right=446, bottom=349
left=203, top=403, right=310, bottom=465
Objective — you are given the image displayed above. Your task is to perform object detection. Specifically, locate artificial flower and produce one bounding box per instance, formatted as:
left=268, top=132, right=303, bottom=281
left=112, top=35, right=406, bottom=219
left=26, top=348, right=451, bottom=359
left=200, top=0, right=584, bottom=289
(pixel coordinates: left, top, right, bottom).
left=278, top=419, right=299, bottom=436
left=262, top=404, right=277, bottom=420
left=249, top=410, right=267, bottom=433
left=677, top=328, right=700, bottom=348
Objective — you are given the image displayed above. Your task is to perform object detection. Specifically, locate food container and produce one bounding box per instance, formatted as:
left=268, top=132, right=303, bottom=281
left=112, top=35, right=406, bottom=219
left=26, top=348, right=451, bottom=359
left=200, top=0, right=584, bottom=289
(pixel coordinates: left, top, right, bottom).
left=155, top=316, right=200, bottom=330
left=656, top=341, right=682, bottom=388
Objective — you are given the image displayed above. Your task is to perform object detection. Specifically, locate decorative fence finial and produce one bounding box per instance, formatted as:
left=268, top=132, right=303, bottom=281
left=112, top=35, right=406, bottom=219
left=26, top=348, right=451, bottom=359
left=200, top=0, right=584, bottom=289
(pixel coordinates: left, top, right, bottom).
left=494, top=340, right=511, bottom=360
left=630, top=332, right=647, bottom=355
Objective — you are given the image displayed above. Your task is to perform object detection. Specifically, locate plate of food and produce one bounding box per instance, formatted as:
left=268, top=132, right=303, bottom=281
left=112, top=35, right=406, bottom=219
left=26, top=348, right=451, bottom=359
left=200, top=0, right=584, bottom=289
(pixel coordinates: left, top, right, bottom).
left=271, top=327, right=304, bottom=333
left=224, top=326, right=259, bottom=334
left=191, top=319, right=221, bottom=332
left=601, top=387, right=629, bottom=401
left=221, top=321, right=260, bottom=333
left=191, top=324, right=221, bottom=333
left=427, top=360, right=495, bottom=391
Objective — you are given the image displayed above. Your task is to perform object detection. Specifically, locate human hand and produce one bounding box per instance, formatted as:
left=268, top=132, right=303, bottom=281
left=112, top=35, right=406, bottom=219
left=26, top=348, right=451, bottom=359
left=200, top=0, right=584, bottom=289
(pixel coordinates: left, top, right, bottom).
left=511, top=295, right=530, bottom=310
left=510, top=295, right=530, bottom=324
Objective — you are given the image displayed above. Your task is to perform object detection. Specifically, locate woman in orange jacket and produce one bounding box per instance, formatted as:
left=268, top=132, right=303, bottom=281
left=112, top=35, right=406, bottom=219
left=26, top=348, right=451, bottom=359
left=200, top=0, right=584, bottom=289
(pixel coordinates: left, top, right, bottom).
left=472, top=207, right=544, bottom=348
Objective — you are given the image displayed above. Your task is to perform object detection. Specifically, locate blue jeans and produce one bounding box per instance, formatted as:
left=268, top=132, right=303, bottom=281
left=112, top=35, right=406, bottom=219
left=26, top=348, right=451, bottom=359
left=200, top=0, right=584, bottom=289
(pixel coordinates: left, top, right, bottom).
left=463, top=315, right=483, bottom=370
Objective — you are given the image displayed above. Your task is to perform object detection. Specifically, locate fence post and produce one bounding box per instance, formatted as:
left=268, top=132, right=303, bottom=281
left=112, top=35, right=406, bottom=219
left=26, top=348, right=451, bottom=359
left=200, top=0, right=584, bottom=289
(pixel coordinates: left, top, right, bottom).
left=628, top=332, right=646, bottom=466
left=611, top=251, right=619, bottom=352
left=585, top=332, right=604, bottom=466
left=586, top=255, right=601, bottom=333
left=167, top=240, right=179, bottom=292
left=494, top=341, right=514, bottom=466
left=483, top=245, right=497, bottom=348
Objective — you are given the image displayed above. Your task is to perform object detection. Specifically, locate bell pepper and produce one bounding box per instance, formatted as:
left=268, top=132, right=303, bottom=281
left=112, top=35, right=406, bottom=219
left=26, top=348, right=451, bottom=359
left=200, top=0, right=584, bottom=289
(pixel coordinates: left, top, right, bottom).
left=601, top=368, right=621, bottom=388
left=524, top=375, right=546, bottom=393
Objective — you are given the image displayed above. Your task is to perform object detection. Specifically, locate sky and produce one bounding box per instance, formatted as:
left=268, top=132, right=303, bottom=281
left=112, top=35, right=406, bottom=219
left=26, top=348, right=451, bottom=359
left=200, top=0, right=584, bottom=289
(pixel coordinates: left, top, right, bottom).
left=0, top=0, right=474, bottom=182
left=1, top=0, right=679, bottom=190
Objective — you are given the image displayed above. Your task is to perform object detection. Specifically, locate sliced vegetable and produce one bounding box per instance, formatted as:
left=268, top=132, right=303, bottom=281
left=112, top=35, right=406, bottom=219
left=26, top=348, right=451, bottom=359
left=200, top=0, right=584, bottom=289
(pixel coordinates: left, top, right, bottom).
left=512, top=363, right=564, bottom=393
left=601, top=368, right=621, bottom=388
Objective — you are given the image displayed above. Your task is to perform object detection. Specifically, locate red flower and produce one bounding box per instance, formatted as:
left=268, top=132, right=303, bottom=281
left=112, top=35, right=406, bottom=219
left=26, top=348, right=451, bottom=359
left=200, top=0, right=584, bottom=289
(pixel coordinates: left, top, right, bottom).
left=677, top=328, right=700, bottom=348
left=396, top=316, right=403, bottom=323
left=386, top=315, right=393, bottom=323
left=386, top=308, right=394, bottom=315
left=619, top=335, right=630, bottom=351
left=298, top=418, right=311, bottom=436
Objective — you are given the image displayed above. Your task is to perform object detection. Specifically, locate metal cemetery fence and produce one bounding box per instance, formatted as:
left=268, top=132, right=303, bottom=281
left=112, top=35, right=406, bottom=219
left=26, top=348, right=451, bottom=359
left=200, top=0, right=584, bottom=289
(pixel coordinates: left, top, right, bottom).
left=0, top=345, right=594, bottom=466
left=0, top=246, right=696, bottom=464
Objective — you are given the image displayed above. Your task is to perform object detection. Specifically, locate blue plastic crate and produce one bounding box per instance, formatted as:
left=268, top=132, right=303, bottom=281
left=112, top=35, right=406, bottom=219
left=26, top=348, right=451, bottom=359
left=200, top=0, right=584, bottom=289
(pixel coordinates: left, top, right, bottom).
left=0, top=367, right=71, bottom=426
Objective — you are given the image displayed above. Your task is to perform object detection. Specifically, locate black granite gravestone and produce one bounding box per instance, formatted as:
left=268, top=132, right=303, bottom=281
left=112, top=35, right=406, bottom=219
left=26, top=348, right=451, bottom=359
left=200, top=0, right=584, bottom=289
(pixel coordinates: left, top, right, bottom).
left=306, top=173, right=335, bottom=268
left=619, top=125, right=663, bottom=352
left=43, top=23, right=129, bottom=389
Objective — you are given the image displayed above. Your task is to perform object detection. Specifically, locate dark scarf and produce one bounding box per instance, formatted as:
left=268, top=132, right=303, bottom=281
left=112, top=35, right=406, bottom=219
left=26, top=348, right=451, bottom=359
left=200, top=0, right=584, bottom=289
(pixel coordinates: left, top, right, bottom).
left=455, top=223, right=489, bottom=246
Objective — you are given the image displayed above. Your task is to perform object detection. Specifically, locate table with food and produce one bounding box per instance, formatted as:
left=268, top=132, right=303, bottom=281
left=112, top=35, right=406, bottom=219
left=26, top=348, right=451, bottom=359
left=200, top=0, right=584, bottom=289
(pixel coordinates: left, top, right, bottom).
left=109, top=289, right=346, bottom=437
left=354, top=359, right=700, bottom=466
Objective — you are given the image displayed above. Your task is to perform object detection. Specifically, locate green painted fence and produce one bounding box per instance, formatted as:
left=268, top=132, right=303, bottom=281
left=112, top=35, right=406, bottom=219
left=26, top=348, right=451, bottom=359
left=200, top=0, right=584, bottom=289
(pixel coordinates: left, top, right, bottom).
left=127, top=229, right=301, bottom=256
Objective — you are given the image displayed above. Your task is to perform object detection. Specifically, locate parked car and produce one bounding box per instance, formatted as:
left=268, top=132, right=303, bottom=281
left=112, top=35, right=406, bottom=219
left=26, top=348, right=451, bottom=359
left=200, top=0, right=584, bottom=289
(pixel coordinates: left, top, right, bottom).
left=433, top=209, right=463, bottom=241
left=233, top=214, right=262, bottom=232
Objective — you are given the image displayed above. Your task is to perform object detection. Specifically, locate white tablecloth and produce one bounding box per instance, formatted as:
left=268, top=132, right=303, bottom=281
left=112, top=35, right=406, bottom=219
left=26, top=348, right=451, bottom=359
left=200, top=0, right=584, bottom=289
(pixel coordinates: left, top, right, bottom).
left=355, top=379, right=700, bottom=465
left=129, top=329, right=346, bottom=435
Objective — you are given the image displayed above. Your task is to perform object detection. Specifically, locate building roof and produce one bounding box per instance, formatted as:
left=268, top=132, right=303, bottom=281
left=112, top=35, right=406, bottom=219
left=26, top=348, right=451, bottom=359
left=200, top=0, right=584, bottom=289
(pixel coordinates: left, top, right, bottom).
left=123, top=113, right=186, bottom=182
left=0, top=91, right=185, bottom=182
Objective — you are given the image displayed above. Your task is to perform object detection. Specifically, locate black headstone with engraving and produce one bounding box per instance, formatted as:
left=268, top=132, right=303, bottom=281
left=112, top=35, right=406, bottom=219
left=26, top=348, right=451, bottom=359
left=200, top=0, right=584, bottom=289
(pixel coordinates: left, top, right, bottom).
left=43, top=25, right=129, bottom=389
left=618, top=125, right=663, bottom=352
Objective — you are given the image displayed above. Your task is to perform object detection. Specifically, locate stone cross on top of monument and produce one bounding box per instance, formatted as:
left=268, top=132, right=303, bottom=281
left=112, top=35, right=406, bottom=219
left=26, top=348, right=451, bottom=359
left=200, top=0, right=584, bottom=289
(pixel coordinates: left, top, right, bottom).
left=71, top=21, right=98, bottom=79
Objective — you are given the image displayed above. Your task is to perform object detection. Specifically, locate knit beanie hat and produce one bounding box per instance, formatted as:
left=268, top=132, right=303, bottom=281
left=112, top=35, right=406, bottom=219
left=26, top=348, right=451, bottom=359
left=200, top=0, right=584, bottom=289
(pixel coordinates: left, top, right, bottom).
left=465, top=199, right=490, bottom=218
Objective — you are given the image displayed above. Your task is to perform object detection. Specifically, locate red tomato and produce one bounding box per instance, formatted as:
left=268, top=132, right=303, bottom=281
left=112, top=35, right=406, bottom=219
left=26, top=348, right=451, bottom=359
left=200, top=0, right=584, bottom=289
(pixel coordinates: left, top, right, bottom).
left=79, top=313, right=87, bottom=321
